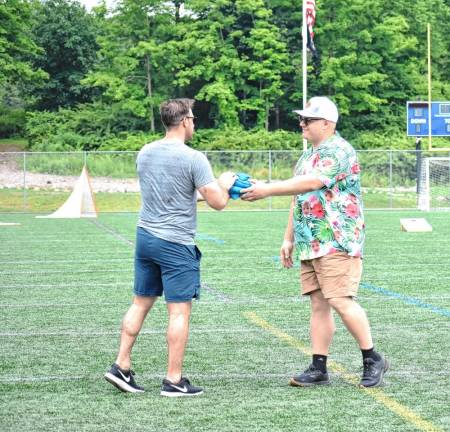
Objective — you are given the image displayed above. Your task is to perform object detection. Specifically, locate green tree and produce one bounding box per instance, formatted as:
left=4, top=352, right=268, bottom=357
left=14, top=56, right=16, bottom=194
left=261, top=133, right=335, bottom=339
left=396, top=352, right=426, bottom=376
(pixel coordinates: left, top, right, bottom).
left=30, top=0, right=100, bottom=110
left=236, top=0, right=291, bottom=129
left=0, top=0, right=47, bottom=109
left=177, top=0, right=290, bottom=129
left=302, top=0, right=419, bottom=136
left=0, top=0, right=46, bottom=86
left=395, top=0, right=450, bottom=101
left=83, top=0, right=180, bottom=132
left=173, top=0, right=244, bottom=127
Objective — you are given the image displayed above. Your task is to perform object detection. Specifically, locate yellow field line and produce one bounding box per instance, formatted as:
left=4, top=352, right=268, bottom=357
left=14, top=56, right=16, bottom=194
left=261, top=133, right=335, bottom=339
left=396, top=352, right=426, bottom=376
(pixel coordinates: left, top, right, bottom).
left=243, top=311, right=443, bottom=432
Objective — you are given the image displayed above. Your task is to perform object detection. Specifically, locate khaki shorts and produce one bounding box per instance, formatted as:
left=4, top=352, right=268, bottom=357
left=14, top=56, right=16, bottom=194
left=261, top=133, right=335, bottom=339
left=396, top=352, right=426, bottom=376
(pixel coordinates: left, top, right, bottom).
left=300, top=252, right=362, bottom=299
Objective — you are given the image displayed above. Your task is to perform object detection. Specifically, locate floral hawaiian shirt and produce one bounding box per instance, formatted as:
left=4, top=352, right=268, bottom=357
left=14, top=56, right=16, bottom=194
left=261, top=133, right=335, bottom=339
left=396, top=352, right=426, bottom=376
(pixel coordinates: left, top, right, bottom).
left=293, top=134, right=365, bottom=260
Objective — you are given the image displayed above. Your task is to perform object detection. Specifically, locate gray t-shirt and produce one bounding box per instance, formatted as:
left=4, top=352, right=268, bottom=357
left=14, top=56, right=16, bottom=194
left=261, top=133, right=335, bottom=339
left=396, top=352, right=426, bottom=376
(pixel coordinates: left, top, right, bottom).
left=137, top=138, right=215, bottom=245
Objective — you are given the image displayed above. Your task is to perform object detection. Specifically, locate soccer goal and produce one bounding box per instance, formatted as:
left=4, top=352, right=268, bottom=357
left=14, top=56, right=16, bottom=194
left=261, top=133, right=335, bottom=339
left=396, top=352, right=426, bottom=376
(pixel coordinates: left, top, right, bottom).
left=417, top=157, right=450, bottom=211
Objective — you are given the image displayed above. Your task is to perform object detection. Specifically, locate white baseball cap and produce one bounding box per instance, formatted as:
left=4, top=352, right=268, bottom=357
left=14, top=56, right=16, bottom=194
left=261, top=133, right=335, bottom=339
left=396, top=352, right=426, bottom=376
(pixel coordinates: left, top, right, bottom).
left=293, top=96, right=339, bottom=123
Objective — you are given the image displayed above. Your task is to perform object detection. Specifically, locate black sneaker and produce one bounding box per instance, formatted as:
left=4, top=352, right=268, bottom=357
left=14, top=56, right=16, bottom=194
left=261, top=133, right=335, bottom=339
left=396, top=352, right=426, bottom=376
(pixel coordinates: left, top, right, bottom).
left=289, top=364, right=330, bottom=387
left=360, top=356, right=389, bottom=388
left=160, top=377, right=203, bottom=397
left=104, top=363, right=145, bottom=393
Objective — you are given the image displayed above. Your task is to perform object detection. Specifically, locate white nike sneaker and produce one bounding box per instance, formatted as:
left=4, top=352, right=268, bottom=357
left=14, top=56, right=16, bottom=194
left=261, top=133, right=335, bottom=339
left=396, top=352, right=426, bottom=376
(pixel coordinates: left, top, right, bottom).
left=104, top=363, right=145, bottom=393
left=160, top=377, right=203, bottom=397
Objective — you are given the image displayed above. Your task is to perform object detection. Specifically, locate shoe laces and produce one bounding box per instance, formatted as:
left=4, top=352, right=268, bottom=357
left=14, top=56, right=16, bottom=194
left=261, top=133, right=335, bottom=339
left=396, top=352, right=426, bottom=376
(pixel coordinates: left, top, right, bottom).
left=362, top=358, right=376, bottom=376
left=304, top=364, right=318, bottom=373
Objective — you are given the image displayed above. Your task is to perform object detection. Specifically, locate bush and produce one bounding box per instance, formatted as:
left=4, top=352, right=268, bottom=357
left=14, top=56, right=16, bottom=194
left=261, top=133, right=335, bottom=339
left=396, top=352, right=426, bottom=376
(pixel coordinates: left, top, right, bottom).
left=24, top=103, right=450, bottom=153
left=191, top=128, right=301, bottom=150
left=98, top=132, right=162, bottom=151
left=0, top=106, right=26, bottom=138
left=25, top=104, right=154, bottom=151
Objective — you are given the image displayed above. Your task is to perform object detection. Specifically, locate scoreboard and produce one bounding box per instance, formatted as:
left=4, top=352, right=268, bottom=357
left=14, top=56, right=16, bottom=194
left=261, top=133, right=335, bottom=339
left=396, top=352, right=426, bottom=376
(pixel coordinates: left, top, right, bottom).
left=407, top=101, right=450, bottom=137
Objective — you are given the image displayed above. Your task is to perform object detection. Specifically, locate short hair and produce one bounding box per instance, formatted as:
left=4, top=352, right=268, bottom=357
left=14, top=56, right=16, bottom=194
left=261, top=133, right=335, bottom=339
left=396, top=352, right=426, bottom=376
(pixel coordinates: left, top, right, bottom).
left=160, top=98, right=194, bottom=129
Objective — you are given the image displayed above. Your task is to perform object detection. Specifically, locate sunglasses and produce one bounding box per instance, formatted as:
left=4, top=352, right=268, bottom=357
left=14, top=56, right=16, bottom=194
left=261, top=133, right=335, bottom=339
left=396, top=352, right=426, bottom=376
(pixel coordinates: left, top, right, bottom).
left=299, top=117, right=323, bottom=126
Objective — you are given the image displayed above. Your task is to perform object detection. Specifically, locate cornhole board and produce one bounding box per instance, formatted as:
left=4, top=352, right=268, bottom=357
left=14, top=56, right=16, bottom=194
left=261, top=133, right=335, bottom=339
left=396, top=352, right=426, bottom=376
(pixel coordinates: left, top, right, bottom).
left=400, top=218, right=432, bottom=232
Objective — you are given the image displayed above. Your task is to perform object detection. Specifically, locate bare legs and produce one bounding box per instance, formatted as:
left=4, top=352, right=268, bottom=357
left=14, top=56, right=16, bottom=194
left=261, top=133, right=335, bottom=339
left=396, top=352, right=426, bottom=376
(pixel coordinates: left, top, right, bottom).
left=166, top=302, right=192, bottom=383
left=115, top=296, right=156, bottom=370
left=115, top=296, right=193, bottom=383
left=327, top=297, right=373, bottom=350
left=310, top=290, right=335, bottom=355
left=309, top=291, right=373, bottom=353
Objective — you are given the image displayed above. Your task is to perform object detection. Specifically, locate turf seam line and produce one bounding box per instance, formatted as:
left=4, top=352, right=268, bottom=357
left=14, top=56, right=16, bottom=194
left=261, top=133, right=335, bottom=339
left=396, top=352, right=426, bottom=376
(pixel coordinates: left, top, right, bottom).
left=201, top=282, right=231, bottom=303
left=88, top=219, right=135, bottom=246
left=243, top=311, right=444, bottom=432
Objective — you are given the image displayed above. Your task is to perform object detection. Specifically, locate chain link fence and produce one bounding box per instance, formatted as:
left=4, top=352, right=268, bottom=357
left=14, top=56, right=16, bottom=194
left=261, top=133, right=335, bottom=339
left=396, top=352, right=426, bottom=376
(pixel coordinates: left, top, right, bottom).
left=1, top=149, right=449, bottom=213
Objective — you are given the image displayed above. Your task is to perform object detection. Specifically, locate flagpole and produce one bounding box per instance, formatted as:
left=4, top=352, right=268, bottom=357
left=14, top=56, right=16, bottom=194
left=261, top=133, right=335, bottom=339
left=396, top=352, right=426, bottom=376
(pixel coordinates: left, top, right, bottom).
left=302, top=0, right=308, bottom=152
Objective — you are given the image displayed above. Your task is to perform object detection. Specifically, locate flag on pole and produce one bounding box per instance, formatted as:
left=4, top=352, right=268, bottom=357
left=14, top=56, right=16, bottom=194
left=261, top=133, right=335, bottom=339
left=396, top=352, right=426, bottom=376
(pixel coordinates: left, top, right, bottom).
left=306, top=0, right=318, bottom=58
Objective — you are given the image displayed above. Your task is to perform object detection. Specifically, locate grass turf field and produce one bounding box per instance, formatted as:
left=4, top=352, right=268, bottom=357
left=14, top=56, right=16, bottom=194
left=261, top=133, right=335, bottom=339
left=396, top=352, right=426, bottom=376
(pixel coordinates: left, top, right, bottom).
left=0, top=210, right=449, bottom=432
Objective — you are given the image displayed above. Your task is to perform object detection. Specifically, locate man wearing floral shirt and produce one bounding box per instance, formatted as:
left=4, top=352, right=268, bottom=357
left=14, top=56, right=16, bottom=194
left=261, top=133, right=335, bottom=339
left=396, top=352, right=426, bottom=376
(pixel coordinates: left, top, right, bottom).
left=242, top=97, right=388, bottom=388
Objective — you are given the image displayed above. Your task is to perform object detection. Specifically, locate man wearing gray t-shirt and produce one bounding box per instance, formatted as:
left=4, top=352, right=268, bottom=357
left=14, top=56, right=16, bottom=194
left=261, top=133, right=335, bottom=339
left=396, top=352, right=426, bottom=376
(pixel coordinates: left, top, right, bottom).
left=105, top=99, right=235, bottom=397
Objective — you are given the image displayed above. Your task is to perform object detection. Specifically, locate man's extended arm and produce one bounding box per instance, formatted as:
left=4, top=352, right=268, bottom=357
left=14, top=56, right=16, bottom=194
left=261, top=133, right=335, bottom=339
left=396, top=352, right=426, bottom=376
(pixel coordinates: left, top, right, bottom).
left=198, top=172, right=236, bottom=210
left=241, top=175, right=324, bottom=201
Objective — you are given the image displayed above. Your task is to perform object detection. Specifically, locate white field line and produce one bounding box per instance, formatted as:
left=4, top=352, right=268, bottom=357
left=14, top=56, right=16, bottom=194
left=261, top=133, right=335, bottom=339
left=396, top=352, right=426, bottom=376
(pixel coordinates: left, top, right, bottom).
left=3, top=241, right=448, bottom=250
left=4, top=232, right=450, bottom=246
left=1, top=370, right=449, bottom=384
left=0, top=266, right=278, bottom=274
left=1, top=249, right=449, bottom=265
left=3, top=256, right=450, bottom=271
left=0, top=274, right=450, bottom=286
left=1, top=260, right=449, bottom=273
left=2, top=281, right=450, bottom=304
left=3, top=239, right=450, bottom=256
left=0, top=244, right=272, bottom=253
left=360, top=276, right=450, bottom=281
left=0, top=238, right=134, bottom=245
left=4, top=267, right=450, bottom=277
left=3, top=244, right=449, bottom=260
left=1, top=279, right=449, bottom=301
left=0, top=328, right=267, bottom=337
left=0, top=232, right=125, bottom=238
left=1, top=282, right=448, bottom=297
left=0, top=282, right=128, bottom=289
left=1, top=293, right=450, bottom=309
left=0, top=257, right=132, bottom=265
left=0, top=269, right=132, bottom=275
left=0, top=248, right=450, bottom=258
left=0, top=321, right=448, bottom=338
left=0, top=253, right=133, bottom=261
left=1, top=299, right=450, bottom=309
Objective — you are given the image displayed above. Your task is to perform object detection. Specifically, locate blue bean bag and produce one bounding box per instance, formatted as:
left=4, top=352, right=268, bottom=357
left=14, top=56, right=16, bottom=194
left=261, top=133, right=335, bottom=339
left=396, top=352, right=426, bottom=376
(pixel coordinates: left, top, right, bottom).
left=229, top=173, right=252, bottom=199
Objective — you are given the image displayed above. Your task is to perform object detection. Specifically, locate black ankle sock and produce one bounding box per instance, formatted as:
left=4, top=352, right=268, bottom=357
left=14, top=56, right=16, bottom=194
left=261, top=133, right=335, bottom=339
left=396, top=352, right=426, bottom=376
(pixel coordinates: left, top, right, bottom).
left=312, top=354, right=327, bottom=373
left=361, top=347, right=381, bottom=361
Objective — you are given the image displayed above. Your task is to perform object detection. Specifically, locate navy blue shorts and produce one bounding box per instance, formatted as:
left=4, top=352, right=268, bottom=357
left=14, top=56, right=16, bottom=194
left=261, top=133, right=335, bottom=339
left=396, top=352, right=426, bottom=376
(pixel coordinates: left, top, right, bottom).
left=134, top=227, right=202, bottom=302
